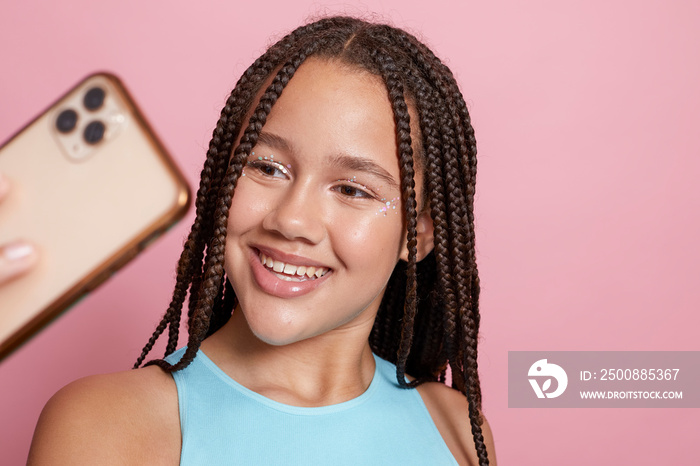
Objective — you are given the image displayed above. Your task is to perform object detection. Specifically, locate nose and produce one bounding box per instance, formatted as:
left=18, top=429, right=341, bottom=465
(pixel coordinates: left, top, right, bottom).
left=261, top=181, right=325, bottom=244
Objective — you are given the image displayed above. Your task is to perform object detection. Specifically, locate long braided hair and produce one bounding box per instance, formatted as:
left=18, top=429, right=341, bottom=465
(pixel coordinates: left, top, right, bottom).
left=135, top=16, right=488, bottom=465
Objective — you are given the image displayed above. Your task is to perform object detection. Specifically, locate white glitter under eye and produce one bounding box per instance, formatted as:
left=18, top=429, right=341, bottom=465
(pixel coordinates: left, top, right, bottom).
left=377, top=196, right=399, bottom=216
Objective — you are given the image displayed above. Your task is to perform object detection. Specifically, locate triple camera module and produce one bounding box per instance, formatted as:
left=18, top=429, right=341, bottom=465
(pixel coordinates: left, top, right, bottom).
left=52, top=79, right=127, bottom=162
left=55, top=87, right=106, bottom=144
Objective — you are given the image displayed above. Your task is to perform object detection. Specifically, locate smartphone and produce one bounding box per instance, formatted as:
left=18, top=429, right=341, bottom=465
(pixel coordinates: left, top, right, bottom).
left=0, top=72, right=191, bottom=360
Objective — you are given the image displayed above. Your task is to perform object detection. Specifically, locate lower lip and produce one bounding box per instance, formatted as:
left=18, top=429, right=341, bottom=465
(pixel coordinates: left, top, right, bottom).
left=248, top=248, right=331, bottom=299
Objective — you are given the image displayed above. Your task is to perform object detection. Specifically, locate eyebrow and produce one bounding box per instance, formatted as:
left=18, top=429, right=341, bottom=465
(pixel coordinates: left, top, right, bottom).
left=256, top=132, right=295, bottom=155
left=328, top=154, right=400, bottom=191
left=256, top=131, right=400, bottom=191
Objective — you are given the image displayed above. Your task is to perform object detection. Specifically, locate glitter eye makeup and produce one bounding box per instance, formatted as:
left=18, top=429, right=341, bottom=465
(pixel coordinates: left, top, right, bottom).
left=334, top=176, right=370, bottom=192
left=333, top=175, right=379, bottom=200
left=245, top=159, right=397, bottom=214
left=376, top=196, right=400, bottom=216
left=334, top=176, right=399, bottom=215
left=243, top=151, right=292, bottom=177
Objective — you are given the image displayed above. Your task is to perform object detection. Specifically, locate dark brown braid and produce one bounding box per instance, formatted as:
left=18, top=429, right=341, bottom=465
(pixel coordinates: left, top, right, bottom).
left=135, top=17, right=488, bottom=465
left=368, top=48, right=420, bottom=389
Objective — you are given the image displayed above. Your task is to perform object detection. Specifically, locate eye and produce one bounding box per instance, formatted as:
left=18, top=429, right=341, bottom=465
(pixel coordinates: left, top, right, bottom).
left=334, top=184, right=373, bottom=199
left=246, top=160, right=289, bottom=179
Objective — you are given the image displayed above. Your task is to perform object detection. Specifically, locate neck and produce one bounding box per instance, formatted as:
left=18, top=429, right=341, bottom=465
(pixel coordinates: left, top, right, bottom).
left=200, top=307, right=377, bottom=407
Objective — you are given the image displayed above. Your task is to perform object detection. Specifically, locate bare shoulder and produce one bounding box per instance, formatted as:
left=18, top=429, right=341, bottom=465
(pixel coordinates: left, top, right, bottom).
left=28, top=365, right=180, bottom=465
left=417, top=382, right=497, bottom=466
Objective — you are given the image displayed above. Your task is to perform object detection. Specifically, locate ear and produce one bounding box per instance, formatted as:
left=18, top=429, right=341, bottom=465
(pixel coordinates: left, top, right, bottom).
left=399, top=209, right=435, bottom=263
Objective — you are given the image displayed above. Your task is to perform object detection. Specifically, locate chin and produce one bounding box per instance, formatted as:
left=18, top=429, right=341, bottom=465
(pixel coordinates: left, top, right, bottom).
left=243, top=311, right=313, bottom=347
left=249, top=326, right=313, bottom=347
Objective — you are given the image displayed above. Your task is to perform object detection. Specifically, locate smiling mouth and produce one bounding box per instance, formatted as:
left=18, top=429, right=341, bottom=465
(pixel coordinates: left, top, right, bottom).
left=258, top=251, right=330, bottom=282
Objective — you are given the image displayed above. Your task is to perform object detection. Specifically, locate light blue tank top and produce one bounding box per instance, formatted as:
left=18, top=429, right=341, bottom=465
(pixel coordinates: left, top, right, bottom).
left=166, top=348, right=458, bottom=465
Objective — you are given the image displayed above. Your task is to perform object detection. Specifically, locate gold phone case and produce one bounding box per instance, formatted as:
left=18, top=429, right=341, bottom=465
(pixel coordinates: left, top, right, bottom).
left=0, top=73, right=191, bottom=360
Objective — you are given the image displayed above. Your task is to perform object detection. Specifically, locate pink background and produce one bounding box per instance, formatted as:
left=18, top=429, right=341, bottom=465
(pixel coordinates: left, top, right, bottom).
left=1, top=1, right=698, bottom=464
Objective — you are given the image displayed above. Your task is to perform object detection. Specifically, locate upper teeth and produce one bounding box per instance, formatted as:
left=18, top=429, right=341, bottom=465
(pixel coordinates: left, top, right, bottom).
left=259, top=252, right=329, bottom=278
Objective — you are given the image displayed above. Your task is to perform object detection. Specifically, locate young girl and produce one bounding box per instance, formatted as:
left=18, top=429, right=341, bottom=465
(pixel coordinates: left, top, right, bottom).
left=29, top=16, right=496, bottom=465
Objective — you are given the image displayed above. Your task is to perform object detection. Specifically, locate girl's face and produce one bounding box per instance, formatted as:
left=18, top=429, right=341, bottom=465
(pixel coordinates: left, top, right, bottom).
left=224, top=58, right=423, bottom=346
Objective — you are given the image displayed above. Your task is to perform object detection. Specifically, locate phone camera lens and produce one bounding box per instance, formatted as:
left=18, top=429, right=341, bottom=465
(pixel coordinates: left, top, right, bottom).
left=83, top=120, right=105, bottom=144
left=84, top=87, right=106, bottom=111
left=56, top=109, right=78, bottom=133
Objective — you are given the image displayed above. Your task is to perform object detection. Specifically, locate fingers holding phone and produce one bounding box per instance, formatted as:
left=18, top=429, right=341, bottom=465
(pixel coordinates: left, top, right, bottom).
left=0, top=172, right=38, bottom=285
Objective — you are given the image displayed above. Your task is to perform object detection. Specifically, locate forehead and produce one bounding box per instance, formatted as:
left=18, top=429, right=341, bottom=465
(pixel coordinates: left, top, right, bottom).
left=258, top=58, right=401, bottom=169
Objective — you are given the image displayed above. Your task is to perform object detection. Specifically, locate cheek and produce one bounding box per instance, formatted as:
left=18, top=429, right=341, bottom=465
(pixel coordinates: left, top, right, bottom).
left=331, top=213, right=405, bottom=264
left=227, top=181, right=272, bottom=229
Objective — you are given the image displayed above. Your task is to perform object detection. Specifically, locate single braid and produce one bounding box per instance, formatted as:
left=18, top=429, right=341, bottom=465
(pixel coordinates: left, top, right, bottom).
left=405, top=81, right=448, bottom=377
left=369, top=49, right=419, bottom=388
left=370, top=264, right=405, bottom=360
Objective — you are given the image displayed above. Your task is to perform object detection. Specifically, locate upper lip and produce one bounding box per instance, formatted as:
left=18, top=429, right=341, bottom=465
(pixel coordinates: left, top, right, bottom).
left=252, top=245, right=331, bottom=269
